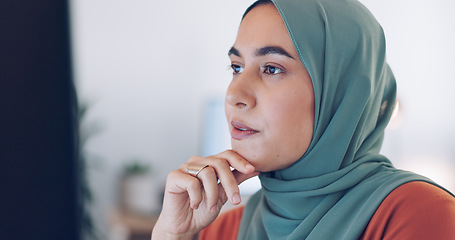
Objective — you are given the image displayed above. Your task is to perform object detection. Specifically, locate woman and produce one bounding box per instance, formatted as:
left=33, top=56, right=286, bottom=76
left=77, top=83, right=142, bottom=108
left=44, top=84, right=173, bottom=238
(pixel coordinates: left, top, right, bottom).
left=152, top=0, right=455, bottom=239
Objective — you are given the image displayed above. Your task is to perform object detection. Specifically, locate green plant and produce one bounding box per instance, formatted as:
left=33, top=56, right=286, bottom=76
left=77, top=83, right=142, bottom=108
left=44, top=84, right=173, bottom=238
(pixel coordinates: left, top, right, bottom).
left=78, top=101, right=102, bottom=240
left=123, top=160, right=152, bottom=176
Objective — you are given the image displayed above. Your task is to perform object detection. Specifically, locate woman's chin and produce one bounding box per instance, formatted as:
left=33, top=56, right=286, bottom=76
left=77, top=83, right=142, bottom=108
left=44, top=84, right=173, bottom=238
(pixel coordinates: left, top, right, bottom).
left=231, top=146, right=270, bottom=172
left=231, top=145, right=258, bottom=165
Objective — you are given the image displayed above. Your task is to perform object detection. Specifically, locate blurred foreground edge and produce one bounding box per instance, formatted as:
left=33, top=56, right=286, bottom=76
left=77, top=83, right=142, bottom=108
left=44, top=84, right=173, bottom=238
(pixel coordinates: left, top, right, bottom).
left=0, top=1, right=80, bottom=240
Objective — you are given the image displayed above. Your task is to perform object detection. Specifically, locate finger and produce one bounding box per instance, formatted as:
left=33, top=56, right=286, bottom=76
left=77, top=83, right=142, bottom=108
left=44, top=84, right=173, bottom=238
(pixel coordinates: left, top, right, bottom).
left=209, top=159, right=242, bottom=205
left=215, top=170, right=259, bottom=206
left=184, top=152, right=255, bottom=205
left=184, top=158, right=241, bottom=205
left=219, top=170, right=259, bottom=205
left=195, top=166, right=220, bottom=212
left=213, top=150, right=255, bottom=174
left=166, top=170, right=203, bottom=210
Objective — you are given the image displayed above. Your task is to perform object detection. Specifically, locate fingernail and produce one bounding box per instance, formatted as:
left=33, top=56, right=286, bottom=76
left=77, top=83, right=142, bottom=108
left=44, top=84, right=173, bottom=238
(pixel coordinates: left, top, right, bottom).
left=210, top=205, right=218, bottom=213
left=232, top=193, right=241, bottom=205
left=245, top=164, right=254, bottom=172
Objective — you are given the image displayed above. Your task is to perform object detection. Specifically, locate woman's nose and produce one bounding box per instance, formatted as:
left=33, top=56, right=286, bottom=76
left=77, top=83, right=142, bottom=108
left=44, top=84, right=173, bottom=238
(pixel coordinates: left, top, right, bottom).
left=225, top=71, right=257, bottom=110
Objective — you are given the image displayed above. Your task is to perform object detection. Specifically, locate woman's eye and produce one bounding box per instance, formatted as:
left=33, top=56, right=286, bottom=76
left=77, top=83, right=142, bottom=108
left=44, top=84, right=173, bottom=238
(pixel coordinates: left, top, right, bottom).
left=264, top=65, right=283, bottom=75
left=231, top=64, right=244, bottom=74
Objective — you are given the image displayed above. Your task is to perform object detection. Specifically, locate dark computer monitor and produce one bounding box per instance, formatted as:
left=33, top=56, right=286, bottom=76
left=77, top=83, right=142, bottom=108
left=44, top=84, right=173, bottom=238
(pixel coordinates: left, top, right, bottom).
left=0, top=1, right=80, bottom=239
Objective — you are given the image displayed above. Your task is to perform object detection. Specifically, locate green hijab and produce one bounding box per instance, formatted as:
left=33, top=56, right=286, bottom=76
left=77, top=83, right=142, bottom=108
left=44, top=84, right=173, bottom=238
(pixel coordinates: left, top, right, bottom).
left=237, top=0, right=448, bottom=239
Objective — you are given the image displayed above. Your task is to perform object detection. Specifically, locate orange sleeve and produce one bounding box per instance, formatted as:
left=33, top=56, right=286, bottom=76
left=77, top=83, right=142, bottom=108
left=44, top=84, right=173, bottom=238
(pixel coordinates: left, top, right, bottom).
left=198, top=206, right=244, bottom=240
left=360, top=181, right=455, bottom=240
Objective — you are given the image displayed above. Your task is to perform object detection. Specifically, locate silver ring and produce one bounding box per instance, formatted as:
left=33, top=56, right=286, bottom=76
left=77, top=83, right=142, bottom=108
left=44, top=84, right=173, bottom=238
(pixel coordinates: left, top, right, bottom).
left=186, top=164, right=209, bottom=178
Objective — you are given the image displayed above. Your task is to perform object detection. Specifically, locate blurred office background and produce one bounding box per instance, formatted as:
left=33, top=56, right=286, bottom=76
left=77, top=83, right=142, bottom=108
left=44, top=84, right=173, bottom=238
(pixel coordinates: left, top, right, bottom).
left=70, top=0, right=455, bottom=239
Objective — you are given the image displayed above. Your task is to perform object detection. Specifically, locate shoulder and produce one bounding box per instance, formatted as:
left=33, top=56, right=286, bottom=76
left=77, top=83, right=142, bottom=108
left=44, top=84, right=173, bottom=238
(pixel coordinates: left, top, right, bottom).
left=361, top=181, right=455, bottom=240
left=198, top=206, right=244, bottom=240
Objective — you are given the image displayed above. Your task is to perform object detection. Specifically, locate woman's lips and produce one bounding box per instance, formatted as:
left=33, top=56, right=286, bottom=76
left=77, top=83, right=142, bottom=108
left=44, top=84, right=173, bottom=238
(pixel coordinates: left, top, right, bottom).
left=231, top=121, right=259, bottom=140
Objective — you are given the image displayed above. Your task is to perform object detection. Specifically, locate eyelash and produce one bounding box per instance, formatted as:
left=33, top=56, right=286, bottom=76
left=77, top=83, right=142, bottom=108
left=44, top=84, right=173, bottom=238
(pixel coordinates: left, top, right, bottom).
left=262, top=65, right=284, bottom=75
left=230, top=64, right=244, bottom=74
left=230, top=64, right=284, bottom=75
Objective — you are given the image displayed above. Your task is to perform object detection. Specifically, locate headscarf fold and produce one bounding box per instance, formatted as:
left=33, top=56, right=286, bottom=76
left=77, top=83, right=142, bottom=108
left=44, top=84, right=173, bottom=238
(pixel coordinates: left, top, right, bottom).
left=237, top=0, right=449, bottom=239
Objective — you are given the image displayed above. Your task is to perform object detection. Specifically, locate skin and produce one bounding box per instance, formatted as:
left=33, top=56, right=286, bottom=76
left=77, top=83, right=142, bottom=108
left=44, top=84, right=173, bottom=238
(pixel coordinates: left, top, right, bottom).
left=152, top=4, right=314, bottom=240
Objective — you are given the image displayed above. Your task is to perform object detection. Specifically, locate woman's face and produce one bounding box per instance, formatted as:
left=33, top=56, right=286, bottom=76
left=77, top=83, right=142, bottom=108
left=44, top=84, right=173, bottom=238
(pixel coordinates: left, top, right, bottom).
left=225, top=4, right=315, bottom=172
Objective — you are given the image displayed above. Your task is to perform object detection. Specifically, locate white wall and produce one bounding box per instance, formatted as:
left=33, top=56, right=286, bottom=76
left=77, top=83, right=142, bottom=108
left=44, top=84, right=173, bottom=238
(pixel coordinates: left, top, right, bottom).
left=70, top=0, right=455, bottom=238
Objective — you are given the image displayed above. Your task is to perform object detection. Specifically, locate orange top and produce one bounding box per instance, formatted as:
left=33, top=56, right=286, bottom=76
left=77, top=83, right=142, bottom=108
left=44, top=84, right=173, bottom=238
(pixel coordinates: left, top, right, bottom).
left=199, top=181, right=455, bottom=240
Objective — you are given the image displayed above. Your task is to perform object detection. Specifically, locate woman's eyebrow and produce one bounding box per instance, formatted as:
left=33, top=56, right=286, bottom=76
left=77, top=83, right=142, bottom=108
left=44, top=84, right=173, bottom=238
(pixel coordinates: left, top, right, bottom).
left=256, top=46, right=294, bottom=59
left=228, top=47, right=241, bottom=57
left=228, top=46, right=295, bottom=60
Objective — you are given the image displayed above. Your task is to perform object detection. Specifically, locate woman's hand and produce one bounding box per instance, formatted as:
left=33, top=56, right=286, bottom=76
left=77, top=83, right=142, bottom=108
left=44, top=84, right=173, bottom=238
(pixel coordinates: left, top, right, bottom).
left=151, top=150, right=259, bottom=240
